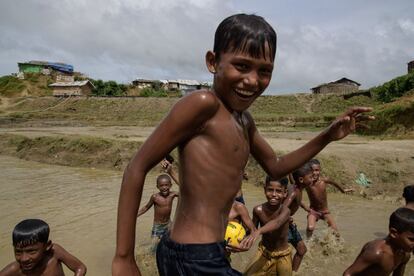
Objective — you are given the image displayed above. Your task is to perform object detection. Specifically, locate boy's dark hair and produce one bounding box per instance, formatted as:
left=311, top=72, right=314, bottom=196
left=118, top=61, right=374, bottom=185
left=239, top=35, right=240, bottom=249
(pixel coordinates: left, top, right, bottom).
left=13, top=219, right=50, bottom=247
left=292, top=163, right=313, bottom=184
left=309, top=159, right=320, bottom=166
left=389, top=208, right=414, bottom=233
left=403, top=185, right=414, bottom=203
left=156, top=174, right=172, bottom=184
left=214, top=13, right=277, bottom=61
left=265, top=175, right=288, bottom=188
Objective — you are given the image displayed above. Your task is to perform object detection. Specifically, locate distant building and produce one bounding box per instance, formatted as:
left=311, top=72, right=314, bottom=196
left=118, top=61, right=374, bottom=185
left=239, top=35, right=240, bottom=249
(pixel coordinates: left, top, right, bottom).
left=50, top=80, right=94, bottom=97
left=311, top=77, right=360, bottom=95
left=408, top=60, right=414, bottom=74
left=18, top=61, right=74, bottom=75
left=133, top=78, right=212, bottom=95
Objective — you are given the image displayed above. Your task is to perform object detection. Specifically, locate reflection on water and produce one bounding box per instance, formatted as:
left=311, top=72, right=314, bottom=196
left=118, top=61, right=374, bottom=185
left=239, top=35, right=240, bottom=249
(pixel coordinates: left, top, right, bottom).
left=0, top=156, right=413, bottom=275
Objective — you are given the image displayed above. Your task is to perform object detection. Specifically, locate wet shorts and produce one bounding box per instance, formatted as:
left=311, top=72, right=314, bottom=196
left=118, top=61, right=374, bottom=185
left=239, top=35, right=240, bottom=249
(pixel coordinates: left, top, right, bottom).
left=156, top=233, right=242, bottom=276
left=308, top=208, right=330, bottom=221
left=288, top=223, right=302, bottom=248
left=151, top=221, right=171, bottom=238
left=235, top=195, right=245, bottom=205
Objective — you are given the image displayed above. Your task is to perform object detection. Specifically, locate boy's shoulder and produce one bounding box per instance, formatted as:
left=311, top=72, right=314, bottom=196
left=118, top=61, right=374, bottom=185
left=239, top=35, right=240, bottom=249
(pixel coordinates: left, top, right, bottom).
left=253, top=203, right=265, bottom=213
left=0, top=261, right=21, bottom=276
left=361, top=239, right=391, bottom=261
left=179, top=90, right=220, bottom=114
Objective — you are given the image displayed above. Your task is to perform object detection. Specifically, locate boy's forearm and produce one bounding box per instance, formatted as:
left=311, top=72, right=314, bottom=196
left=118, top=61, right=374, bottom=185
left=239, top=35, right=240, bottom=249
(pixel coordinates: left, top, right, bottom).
left=115, top=164, right=146, bottom=258
left=74, top=265, right=87, bottom=276
left=276, top=131, right=330, bottom=176
left=258, top=208, right=290, bottom=235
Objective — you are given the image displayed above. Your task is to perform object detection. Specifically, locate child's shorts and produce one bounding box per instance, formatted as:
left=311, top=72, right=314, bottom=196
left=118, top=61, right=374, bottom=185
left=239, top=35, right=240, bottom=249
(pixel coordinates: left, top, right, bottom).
left=151, top=221, right=171, bottom=238
left=288, top=223, right=303, bottom=248
left=156, top=233, right=241, bottom=276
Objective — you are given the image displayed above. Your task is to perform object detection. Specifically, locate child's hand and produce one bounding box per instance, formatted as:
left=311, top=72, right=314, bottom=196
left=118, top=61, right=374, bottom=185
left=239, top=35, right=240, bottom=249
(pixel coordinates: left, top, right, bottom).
left=160, top=159, right=172, bottom=173
left=237, top=230, right=260, bottom=251
left=326, top=107, right=374, bottom=141
left=344, top=188, right=355, bottom=194
left=225, top=243, right=249, bottom=253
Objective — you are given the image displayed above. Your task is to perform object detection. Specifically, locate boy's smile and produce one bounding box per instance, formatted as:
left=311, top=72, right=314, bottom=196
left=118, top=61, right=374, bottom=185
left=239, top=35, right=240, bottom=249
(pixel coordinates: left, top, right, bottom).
left=14, top=242, right=48, bottom=272
left=206, top=45, right=274, bottom=112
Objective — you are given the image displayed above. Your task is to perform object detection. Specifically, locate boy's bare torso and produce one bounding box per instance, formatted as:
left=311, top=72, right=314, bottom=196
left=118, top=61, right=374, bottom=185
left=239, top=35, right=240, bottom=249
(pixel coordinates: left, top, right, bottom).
left=353, top=239, right=410, bottom=276
left=306, top=178, right=329, bottom=212
left=253, top=204, right=289, bottom=251
left=153, top=192, right=178, bottom=224
left=171, top=94, right=250, bottom=243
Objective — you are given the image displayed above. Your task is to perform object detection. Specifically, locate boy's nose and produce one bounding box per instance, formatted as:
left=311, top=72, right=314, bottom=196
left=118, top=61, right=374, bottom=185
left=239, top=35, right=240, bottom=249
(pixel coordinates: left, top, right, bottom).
left=243, top=72, right=259, bottom=87
left=20, top=253, right=30, bottom=262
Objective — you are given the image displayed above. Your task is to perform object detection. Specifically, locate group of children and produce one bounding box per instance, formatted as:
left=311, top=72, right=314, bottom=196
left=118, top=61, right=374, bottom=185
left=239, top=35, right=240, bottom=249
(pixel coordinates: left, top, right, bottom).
left=1, top=12, right=412, bottom=276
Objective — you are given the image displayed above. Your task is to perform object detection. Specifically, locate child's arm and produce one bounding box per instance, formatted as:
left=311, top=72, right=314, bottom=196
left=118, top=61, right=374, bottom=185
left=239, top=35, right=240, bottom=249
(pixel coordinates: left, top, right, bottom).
left=161, top=159, right=180, bottom=186
left=343, top=243, right=379, bottom=276
left=326, top=178, right=354, bottom=193
left=248, top=107, right=373, bottom=180
left=113, top=91, right=219, bottom=275
left=137, top=195, right=155, bottom=217
left=53, top=243, right=87, bottom=276
left=256, top=205, right=290, bottom=235
left=236, top=203, right=257, bottom=233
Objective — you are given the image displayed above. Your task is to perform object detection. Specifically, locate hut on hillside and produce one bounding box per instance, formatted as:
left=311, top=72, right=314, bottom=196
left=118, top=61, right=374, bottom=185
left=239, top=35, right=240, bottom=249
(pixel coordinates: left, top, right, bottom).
left=50, top=80, right=94, bottom=97
left=408, top=60, right=414, bottom=74
left=311, top=77, right=360, bottom=95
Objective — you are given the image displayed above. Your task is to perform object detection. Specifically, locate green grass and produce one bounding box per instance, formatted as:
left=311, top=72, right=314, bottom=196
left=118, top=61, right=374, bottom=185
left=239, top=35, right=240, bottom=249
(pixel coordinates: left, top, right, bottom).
left=0, top=76, right=26, bottom=96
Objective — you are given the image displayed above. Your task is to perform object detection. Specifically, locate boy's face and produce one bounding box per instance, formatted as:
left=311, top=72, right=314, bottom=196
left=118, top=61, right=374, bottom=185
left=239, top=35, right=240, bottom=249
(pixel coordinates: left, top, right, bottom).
left=206, top=44, right=274, bottom=112
left=391, top=229, right=414, bottom=252
left=299, top=172, right=314, bottom=187
left=14, top=241, right=50, bottom=272
left=311, top=164, right=321, bottom=181
left=264, top=181, right=287, bottom=206
left=157, top=178, right=172, bottom=196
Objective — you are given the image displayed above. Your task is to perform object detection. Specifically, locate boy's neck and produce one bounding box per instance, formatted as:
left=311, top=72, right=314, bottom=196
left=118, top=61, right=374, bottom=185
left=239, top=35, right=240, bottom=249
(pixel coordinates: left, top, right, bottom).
left=265, top=202, right=282, bottom=211
left=385, top=235, right=405, bottom=254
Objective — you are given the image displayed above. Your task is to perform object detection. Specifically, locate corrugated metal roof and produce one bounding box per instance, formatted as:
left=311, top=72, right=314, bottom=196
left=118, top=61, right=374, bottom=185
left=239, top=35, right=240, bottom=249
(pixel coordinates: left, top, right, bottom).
left=49, top=80, right=94, bottom=88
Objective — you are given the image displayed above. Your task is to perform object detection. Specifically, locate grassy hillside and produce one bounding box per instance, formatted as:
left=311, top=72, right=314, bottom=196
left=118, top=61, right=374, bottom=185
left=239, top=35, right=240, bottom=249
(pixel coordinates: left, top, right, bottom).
left=0, top=74, right=53, bottom=97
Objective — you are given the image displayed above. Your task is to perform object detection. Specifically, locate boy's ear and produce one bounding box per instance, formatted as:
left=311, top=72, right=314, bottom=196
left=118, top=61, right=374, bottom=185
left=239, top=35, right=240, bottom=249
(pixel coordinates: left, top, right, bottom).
left=389, top=227, right=399, bottom=239
left=45, top=240, right=52, bottom=251
left=205, top=51, right=217, bottom=74
left=298, top=176, right=304, bottom=184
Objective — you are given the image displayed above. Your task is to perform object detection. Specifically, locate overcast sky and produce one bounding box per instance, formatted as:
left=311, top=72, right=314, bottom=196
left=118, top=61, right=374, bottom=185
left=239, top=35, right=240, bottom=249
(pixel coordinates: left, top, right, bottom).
left=1, top=0, right=413, bottom=94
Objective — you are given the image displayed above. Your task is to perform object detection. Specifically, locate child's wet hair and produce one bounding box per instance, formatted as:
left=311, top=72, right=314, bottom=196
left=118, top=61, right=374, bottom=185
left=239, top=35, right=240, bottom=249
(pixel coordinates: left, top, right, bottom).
left=12, top=219, right=50, bottom=247
left=389, top=208, right=414, bottom=233
left=292, top=163, right=313, bottom=183
left=403, top=185, right=414, bottom=203
left=309, top=159, right=320, bottom=167
left=265, top=175, right=288, bottom=188
left=214, top=13, right=277, bottom=61
left=156, top=174, right=172, bottom=184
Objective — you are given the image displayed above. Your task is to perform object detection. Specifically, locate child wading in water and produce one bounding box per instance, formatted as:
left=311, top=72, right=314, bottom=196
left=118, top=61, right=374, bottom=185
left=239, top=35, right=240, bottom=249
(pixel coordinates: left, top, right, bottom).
left=343, top=208, right=414, bottom=276
left=244, top=176, right=291, bottom=276
left=112, top=13, right=373, bottom=276
left=137, top=174, right=178, bottom=251
left=0, top=219, right=87, bottom=276
left=303, top=159, right=353, bottom=238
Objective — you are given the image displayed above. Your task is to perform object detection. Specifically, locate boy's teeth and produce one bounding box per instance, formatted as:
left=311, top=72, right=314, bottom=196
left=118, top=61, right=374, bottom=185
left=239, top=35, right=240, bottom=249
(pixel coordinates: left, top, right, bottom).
left=235, top=89, right=254, bottom=96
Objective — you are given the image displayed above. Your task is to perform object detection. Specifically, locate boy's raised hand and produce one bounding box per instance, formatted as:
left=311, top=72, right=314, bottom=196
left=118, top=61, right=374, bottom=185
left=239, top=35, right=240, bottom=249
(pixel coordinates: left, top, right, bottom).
left=326, top=107, right=374, bottom=141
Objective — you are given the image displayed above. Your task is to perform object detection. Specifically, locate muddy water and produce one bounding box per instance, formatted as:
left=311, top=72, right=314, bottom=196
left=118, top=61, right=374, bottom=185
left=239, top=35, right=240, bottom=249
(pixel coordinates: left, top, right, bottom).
left=0, top=156, right=413, bottom=275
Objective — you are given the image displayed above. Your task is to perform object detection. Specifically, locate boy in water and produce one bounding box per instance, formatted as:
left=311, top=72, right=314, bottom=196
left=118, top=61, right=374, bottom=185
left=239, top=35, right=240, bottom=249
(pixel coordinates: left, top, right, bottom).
left=113, top=13, right=373, bottom=275
left=343, top=207, right=414, bottom=276
left=244, top=176, right=291, bottom=275
left=303, top=159, right=353, bottom=238
left=137, top=174, right=178, bottom=250
left=0, top=219, right=86, bottom=276
left=403, top=184, right=414, bottom=210
left=283, top=164, right=315, bottom=272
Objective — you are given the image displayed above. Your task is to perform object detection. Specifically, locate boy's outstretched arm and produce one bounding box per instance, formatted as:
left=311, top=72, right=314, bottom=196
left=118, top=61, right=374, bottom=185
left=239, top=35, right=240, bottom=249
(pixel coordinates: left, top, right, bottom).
left=236, top=203, right=257, bottom=233
left=326, top=178, right=354, bottom=193
left=137, top=195, right=154, bottom=217
left=161, top=159, right=180, bottom=186
left=112, top=91, right=219, bottom=276
left=53, top=243, right=87, bottom=276
left=248, top=107, right=373, bottom=180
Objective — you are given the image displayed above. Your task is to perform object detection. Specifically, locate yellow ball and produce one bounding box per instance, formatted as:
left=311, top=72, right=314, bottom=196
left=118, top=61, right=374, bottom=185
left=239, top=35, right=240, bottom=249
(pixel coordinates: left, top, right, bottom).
left=225, top=221, right=246, bottom=246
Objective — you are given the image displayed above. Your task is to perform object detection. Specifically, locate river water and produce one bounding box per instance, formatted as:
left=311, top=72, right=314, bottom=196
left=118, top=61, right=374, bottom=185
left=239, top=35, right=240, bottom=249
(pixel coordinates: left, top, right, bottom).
left=0, top=156, right=413, bottom=275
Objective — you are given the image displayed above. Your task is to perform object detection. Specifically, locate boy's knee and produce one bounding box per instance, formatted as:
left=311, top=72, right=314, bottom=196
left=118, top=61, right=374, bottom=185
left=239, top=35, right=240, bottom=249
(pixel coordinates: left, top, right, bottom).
left=307, top=225, right=315, bottom=232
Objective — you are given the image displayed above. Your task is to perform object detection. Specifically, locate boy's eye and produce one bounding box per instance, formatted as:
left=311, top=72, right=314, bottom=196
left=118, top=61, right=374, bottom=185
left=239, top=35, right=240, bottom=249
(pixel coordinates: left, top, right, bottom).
left=234, top=63, right=249, bottom=71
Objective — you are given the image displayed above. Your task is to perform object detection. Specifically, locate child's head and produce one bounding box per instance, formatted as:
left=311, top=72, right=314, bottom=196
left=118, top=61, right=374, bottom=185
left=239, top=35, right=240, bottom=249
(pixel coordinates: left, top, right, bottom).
left=292, top=163, right=314, bottom=188
left=156, top=174, right=172, bottom=196
left=213, top=13, right=277, bottom=62
left=309, top=159, right=321, bottom=181
left=264, top=176, right=288, bottom=206
left=403, top=185, right=414, bottom=204
left=389, top=208, right=414, bottom=252
left=206, top=14, right=277, bottom=112
left=12, top=219, right=52, bottom=272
